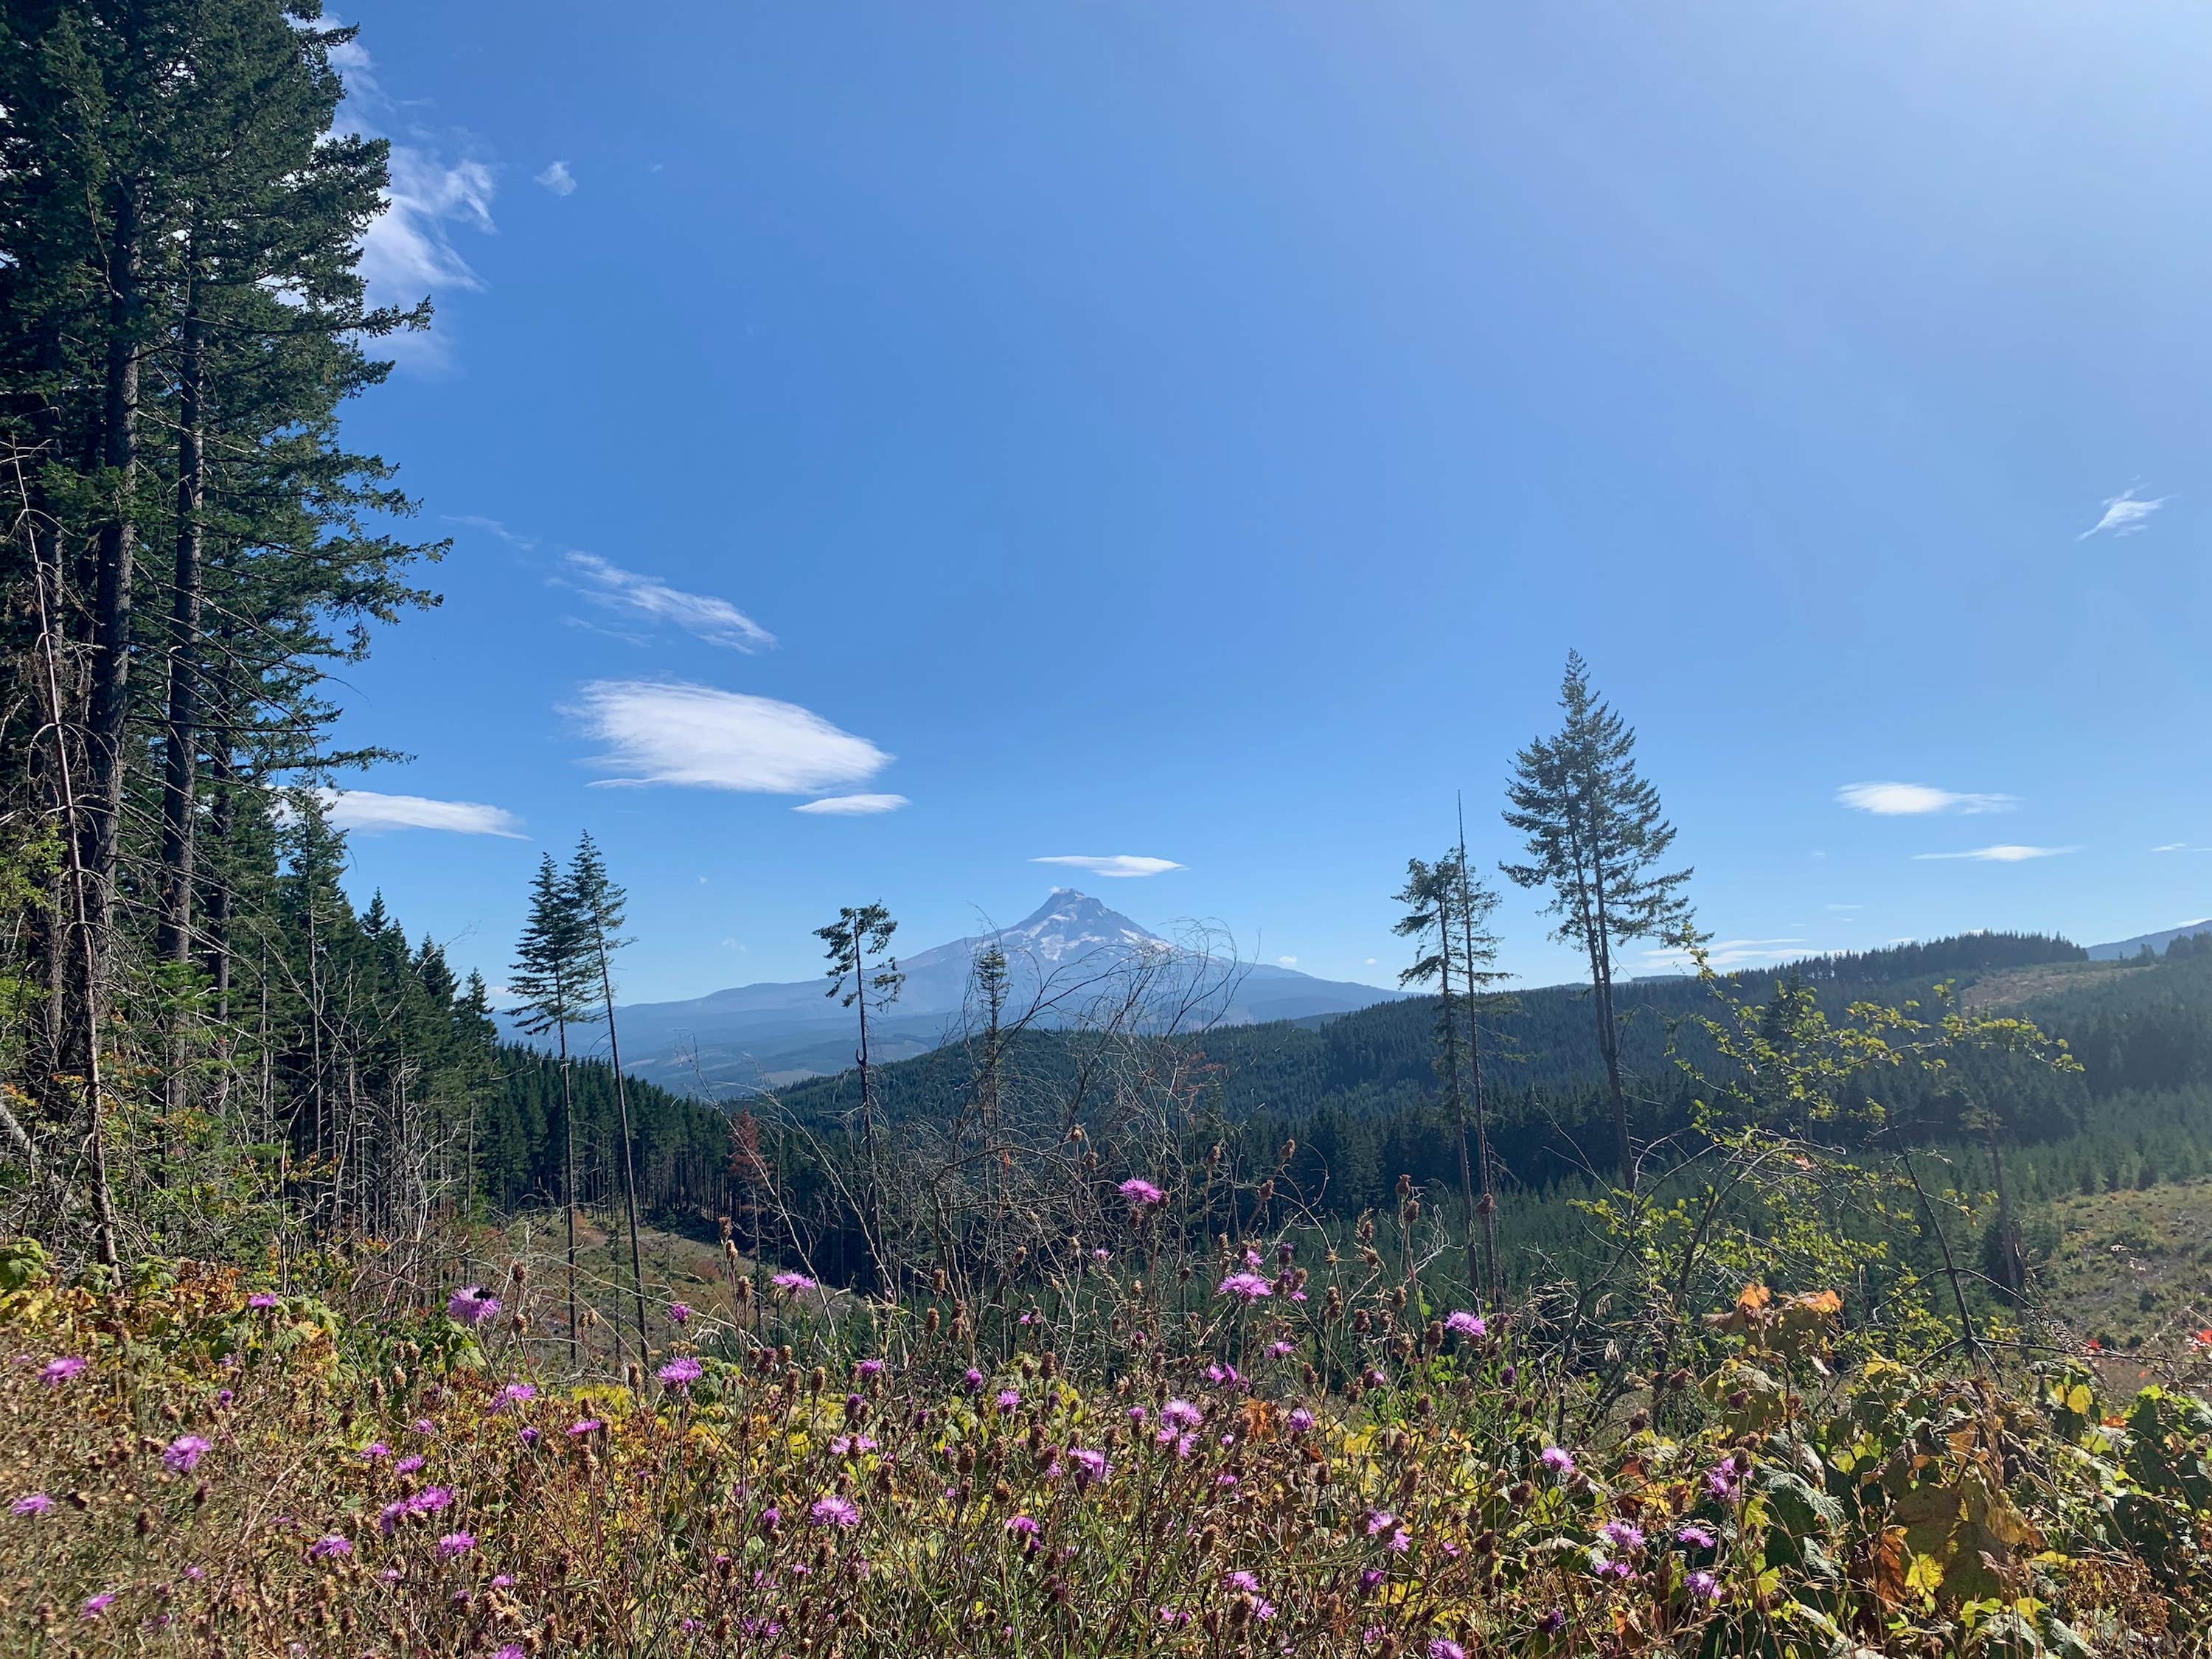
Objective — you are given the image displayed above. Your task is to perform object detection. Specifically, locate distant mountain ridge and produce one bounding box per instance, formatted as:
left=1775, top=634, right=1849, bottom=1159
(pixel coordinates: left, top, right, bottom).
left=505, top=891, right=1405, bottom=1096
left=2087, top=919, right=2212, bottom=961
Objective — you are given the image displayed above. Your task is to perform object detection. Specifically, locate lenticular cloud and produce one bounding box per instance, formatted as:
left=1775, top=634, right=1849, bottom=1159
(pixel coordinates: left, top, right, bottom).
left=573, top=680, right=891, bottom=795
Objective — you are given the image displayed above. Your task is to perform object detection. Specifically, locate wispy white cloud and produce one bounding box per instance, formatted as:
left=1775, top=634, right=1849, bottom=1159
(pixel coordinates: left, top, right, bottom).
left=563, top=552, right=776, bottom=652
left=572, top=680, right=891, bottom=794
left=1913, top=844, right=2077, bottom=863
left=2152, top=842, right=2212, bottom=853
left=794, top=793, right=910, bottom=816
left=2079, top=487, right=2168, bottom=540
left=360, top=144, right=495, bottom=305
left=1837, top=781, right=2017, bottom=816
left=445, top=514, right=535, bottom=549
left=1276, top=955, right=1298, bottom=967
left=535, top=160, right=576, bottom=197
left=561, top=614, right=650, bottom=647
left=319, top=788, right=525, bottom=838
left=1641, top=936, right=1813, bottom=972
left=1031, top=855, right=1186, bottom=880
left=1823, top=902, right=1863, bottom=914
left=321, top=18, right=496, bottom=365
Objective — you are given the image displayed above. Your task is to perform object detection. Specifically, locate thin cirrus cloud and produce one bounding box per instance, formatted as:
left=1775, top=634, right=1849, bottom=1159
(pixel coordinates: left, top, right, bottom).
left=535, top=160, right=576, bottom=197
left=2152, top=842, right=2212, bottom=853
left=324, top=22, right=494, bottom=357
left=319, top=788, right=525, bottom=839
left=1837, top=782, right=2017, bottom=815
left=1641, top=936, right=1813, bottom=972
left=562, top=552, right=776, bottom=653
left=2079, top=487, right=2168, bottom=540
left=1913, top=845, right=2077, bottom=863
left=793, top=793, right=910, bottom=816
left=572, top=680, right=891, bottom=795
left=1031, top=855, right=1186, bottom=879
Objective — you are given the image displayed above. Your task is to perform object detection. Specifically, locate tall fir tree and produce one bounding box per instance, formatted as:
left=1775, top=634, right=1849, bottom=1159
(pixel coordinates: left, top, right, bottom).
left=1501, top=651, right=1697, bottom=1186
left=509, top=853, right=592, bottom=1360
left=818, top=902, right=902, bottom=1290
left=568, top=832, right=646, bottom=1360
left=1394, top=835, right=1506, bottom=1303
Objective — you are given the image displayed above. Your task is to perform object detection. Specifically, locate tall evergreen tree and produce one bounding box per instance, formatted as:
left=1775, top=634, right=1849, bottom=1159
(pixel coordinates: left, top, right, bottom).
left=818, top=902, right=901, bottom=1290
left=1501, top=652, right=1697, bottom=1186
left=568, top=832, right=646, bottom=1360
left=1394, top=835, right=1507, bottom=1302
left=509, top=853, right=591, bottom=1360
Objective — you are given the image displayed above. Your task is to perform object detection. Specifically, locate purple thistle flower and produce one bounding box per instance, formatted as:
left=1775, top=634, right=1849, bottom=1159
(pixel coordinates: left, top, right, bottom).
left=1444, top=1310, right=1487, bottom=1340
left=411, top=1486, right=454, bottom=1517
left=1217, top=1271, right=1273, bottom=1302
left=1267, top=1340, right=1295, bottom=1357
left=495, top=1646, right=527, bottom=1659
left=856, top=1358, right=885, bottom=1380
left=1162, top=1398, right=1203, bottom=1429
left=363, top=1441, right=390, bottom=1460
left=80, top=1592, right=116, bottom=1619
left=411, top=1417, right=436, bottom=1435
left=1006, top=1514, right=1041, bottom=1537
left=1364, top=1510, right=1397, bottom=1536
left=810, top=1495, right=860, bottom=1528
left=658, top=1356, right=703, bottom=1391
left=1067, top=1447, right=1110, bottom=1486
left=568, top=1419, right=601, bottom=1437
left=995, top=1388, right=1022, bottom=1414
left=395, top=1455, right=425, bottom=1475
left=247, top=1293, right=281, bottom=1310
left=307, top=1535, right=352, bottom=1561
left=378, top=1500, right=408, bottom=1536
left=39, top=1356, right=86, bottom=1386
left=1430, top=1643, right=1467, bottom=1659
left=1538, top=1608, right=1567, bottom=1634
left=1287, top=1408, right=1316, bottom=1435
left=1676, top=1524, right=1717, bottom=1550
left=1686, top=1569, right=1719, bottom=1602
left=446, top=1286, right=501, bottom=1326
left=518, top=1427, right=540, bottom=1447
left=12, top=1492, right=55, bottom=1517
left=1226, top=1571, right=1261, bottom=1593
left=771, top=1271, right=815, bottom=1293
left=963, top=1368, right=985, bottom=1391
left=437, top=1531, right=476, bottom=1557
left=1599, top=1520, right=1646, bottom=1553
left=163, top=1435, right=212, bottom=1474
left=1360, top=1568, right=1385, bottom=1592
left=1706, top=1453, right=1747, bottom=1499
left=1540, top=1445, right=1576, bottom=1476
left=1119, top=1177, right=1166, bottom=1208
left=668, top=1301, right=692, bottom=1326
left=496, top=1382, right=537, bottom=1409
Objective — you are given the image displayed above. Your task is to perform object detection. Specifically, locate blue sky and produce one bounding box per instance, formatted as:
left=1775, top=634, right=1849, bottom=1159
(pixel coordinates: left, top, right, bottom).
left=321, top=1, right=2212, bottom=1004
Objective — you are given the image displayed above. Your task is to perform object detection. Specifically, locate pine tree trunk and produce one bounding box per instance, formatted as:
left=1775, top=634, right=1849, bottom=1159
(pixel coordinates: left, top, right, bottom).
left=854, top=959, right=889, bottom=1293
left=204, top=753, right=234, bottom=1023
left=158, top=293, right=207, bottom=966
left=1587, top=872, right=1632, bottom=1185
left=83, top=184, right=145, bottom=1006
left=558, top=1024, right=579, bottom=1365
left=598, top=940, right=649, bottom=1360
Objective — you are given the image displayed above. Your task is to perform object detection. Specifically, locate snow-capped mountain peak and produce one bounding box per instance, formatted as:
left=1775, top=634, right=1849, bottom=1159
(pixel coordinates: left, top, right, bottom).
left=995, top=890, right=1168, bottom=961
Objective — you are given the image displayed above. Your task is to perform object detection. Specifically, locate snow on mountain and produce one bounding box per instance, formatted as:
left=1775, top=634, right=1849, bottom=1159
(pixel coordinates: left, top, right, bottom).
left=507, top=891, right=1404, bottom=1096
